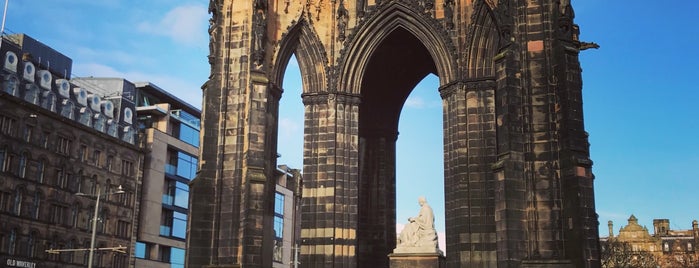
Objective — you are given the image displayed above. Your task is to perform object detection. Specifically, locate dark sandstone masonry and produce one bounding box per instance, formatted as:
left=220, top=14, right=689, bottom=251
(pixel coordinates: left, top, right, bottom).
left=187, top=1, right=600, bottom=267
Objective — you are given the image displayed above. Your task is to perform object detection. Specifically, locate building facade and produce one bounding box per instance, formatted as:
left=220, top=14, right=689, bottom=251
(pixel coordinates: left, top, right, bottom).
left=602, top=215, right=699, bottom=267
left=72, top=78, right=202, bottom=268
left=133, top=82, right=200, bottom=268
left=0, top=34, right=141, bottom=268
left=273, top=165, right=302, bottom=268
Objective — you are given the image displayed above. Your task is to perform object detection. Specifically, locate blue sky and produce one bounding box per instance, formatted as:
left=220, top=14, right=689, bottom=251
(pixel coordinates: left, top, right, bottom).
left=6, top=0, right=698, bottom=250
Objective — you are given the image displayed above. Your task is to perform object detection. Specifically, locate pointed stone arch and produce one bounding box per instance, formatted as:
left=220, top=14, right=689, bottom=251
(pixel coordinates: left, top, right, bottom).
left=338, top=2, right=457, bottom=95
left=466, top=2, right=501, bottom=79
left=271, top=17, right=329, bottom=95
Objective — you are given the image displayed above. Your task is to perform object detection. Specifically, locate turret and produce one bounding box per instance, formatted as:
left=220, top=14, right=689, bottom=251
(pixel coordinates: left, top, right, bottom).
left=653, top=218, right=670, bottom=236
left=608, top=220, right=614, bottom=238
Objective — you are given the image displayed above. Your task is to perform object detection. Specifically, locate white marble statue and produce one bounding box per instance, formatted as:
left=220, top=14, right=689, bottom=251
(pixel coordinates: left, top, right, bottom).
left=395, top=196, right=440, bottom=253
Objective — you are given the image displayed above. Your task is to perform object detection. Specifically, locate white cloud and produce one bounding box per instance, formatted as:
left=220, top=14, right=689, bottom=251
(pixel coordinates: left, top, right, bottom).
left=137, top=4, right=208, bottom=46
left=405, top=96, right=425, bottom=108
left=72, top=62, right=204, bottom=109
left=404, top=96, right=442, bottom=110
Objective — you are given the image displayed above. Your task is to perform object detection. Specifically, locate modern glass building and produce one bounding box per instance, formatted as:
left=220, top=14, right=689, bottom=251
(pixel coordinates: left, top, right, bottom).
left=130, top=82, right=200, bottom=268
left=273, top=165, right=302, bottom=268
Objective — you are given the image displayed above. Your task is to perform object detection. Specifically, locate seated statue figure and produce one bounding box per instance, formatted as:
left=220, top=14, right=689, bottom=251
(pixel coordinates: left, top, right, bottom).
left=396, top=196, right=439, bottom=253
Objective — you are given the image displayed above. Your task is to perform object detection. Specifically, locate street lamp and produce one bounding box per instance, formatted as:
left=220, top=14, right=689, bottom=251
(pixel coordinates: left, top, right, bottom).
left=75, top=184, right=125, bottom=268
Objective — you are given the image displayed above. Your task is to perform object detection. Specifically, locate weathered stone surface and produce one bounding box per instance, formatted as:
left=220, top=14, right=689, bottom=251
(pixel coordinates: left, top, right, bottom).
left=389, top=252, right=446, bottom=268
left=188, top=0, right=601, bottom=267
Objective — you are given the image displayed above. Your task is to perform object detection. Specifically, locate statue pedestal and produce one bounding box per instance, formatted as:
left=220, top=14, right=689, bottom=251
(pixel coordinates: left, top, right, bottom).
left=388, top=251, right=445, bottom=268
left=521, top=260, right=574, bottom=267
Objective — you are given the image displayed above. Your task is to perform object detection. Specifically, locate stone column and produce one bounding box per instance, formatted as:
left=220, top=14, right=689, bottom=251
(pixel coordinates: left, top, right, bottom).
left=300, top=93, right=360, bottom=268
left=441, top=80, right=498, bottom=267
left=357, top=127, right=397, bottom=268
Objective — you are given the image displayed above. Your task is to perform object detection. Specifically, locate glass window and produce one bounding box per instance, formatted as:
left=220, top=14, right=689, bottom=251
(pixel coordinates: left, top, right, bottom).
left=121, top=160, right=134, bottom=176
left=0, top=147, right=5, bottom=171
left=78, top=108, right=92, bottom=127
left=176, top=151, right=197, bottom=180
left=36, top=159, right=44, bottom=183
left=163, top=180, right=175, bottom=206
left=173, top=212, right=187, bottom=239
left=106, top=155, right=114, bottom=171
left=41, top=91, right=56, bottom=112
left=26, top=231, right=36, bottom=257
left=116, top=220, right=130, bottom=238
left=274, top=192, right=284, bottom=241
left=171, top=247, right=186, bottom=268
left=12, top=187, right=23, bottom=215
left=70, top=204, right=79, bottom=227
left=8, top=228, right=16, bottom=254
left=93, top=150, right=102, bottom=167
left=60, top=100, right=74, bottom=120
left=274, top=216, right=283, bottom=240
left=0, top=114, right=17, bottom=136
left=135, top=242, right=148, bottom=259
left=93, top=115, right=106, bottom=133
left=18, top=152, right=28, bottom=178
left=56, top=136, right=72, bottom=155
left=3, top=74, right=18, bottom=96
left=24, top=84, right=39, bottom=105
left=174, top=181, right=189, bottom=209
left=170, top=109, right=200, bottom=148
left=23, top=125, right=33, bottom=143
left=179, top=124, right=200, bottom=147
left=161, top=209, right=173, bottom=236
left=40, top=131, right=50, bottom=149
left=275, top=192, right=284, bottom=216
left=79, top=145, right=88, bottom=162
left=0, top=191, right=11, bottom=212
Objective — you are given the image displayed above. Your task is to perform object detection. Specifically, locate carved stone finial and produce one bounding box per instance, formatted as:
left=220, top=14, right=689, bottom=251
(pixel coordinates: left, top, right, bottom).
left=337, top=0, right=349, bottom=41
left=443, top=0, right=454, bottom=29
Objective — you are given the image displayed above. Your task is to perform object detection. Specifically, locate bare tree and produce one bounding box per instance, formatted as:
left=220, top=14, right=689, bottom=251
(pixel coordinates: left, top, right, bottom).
left=657, top=253, right=699, bottom=268
left=601, top=240, right=658, bottom=268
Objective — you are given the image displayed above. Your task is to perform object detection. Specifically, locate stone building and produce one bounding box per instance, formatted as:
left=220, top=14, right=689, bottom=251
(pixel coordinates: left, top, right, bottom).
left=189, top=0, right=600, bottom=267
left=0, top=34, right=141, bottom=267
left=602, top=215, right=699, bottom=267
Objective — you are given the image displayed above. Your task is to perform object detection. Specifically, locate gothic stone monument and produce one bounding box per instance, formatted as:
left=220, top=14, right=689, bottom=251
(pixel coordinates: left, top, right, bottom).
left=187, top=0, right=600, bottom=267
